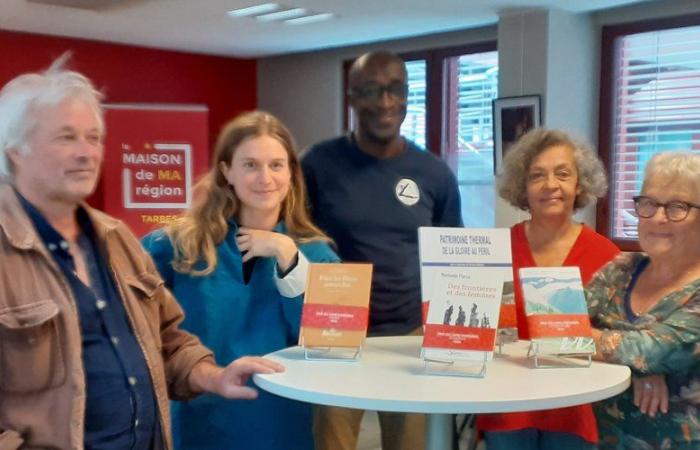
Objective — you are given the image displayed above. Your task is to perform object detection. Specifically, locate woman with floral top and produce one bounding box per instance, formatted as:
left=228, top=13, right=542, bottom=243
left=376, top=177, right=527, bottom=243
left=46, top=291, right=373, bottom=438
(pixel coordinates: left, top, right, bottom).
left=587, top=152, right=700, bottom=449
left=478, top=128, right=619, bottom=450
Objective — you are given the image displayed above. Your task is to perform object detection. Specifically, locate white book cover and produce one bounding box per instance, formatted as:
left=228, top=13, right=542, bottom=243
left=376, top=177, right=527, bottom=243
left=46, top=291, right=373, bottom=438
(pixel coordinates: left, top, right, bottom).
left=422, top=268, right=503, bottom=361
left=519, top=266, right=595, bottom=354
left=418, top=227, right=512, bottom=362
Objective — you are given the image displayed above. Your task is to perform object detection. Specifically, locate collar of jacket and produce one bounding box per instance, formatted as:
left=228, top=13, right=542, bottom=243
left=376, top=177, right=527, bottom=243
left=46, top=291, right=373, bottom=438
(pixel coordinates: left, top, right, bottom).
left=0, top=183, right=121, bottom=251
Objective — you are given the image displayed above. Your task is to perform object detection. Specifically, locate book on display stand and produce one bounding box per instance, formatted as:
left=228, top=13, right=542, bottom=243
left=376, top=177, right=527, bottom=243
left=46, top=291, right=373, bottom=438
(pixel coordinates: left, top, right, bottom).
left=520, top=266, right=595, bottom=368
left=418, top=227, right=511, bottom=377
left=299, top=263, right=372, bottom=361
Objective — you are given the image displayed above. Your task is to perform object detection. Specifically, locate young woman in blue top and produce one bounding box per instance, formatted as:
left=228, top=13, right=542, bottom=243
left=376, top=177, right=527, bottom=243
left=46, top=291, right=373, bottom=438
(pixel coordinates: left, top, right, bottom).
left=142, top=111, right=339, bottom=450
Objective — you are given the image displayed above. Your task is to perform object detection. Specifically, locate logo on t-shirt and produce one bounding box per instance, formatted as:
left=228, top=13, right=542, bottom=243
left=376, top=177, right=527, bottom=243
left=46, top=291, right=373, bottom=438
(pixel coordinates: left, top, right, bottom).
left=395, top=178, right=420, bottom=206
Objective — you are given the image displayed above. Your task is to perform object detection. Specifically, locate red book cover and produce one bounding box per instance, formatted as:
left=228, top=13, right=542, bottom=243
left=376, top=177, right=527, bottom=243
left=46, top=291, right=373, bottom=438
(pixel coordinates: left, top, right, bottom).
left=299, top=263, right=372, bottom=348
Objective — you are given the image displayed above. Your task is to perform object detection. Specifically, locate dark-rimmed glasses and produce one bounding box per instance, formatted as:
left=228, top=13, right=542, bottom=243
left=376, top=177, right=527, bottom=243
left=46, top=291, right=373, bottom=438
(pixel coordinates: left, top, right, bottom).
left=348, top=82, right=408, bottom=102
left=633, top=195, right=700, bottom=222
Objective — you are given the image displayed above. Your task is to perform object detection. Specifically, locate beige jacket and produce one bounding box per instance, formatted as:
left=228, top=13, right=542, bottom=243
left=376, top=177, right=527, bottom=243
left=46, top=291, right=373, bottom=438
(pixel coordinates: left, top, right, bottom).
left=0, top=184, right=214, bottom=450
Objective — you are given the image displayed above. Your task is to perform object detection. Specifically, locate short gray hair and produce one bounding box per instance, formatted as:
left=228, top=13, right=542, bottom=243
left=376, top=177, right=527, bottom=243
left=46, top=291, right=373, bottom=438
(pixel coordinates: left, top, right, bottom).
left=497, top=128, right=608, bottom=211
left=0, top=53, right=104, bottom=178
left=642, top=152, right=700, bottom=197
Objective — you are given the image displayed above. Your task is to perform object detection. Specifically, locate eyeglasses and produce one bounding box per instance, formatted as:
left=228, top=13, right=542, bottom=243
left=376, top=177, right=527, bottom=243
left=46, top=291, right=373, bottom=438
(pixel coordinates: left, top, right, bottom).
left=633, top=195, right=700, bottom=222
left=349, top=82, right=408, bottom=101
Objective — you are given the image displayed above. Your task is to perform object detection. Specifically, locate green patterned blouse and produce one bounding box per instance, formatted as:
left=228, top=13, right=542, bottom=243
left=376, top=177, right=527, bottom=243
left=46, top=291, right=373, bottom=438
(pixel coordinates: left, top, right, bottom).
left=586, top=252, right=700, bottom=450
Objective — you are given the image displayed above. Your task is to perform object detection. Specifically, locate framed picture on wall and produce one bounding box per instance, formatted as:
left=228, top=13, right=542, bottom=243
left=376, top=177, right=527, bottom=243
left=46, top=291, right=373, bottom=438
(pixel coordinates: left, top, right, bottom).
left=493, top=95, right=541, bottom=174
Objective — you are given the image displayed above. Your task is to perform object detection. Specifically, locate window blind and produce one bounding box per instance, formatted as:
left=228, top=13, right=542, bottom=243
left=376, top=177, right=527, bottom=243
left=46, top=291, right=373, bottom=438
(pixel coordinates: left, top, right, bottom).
left=401, top=59, right=427, bottom=149
left=610, top=24, right=700, bottom=240
left=443, top=51, right=499, bottom=227
left=446, top=51, right=499, bottom=183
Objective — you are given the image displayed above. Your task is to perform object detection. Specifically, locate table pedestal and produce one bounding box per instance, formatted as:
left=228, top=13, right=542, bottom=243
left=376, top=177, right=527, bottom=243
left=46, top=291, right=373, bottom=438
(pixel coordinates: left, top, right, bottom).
left=426, top=413, right=452, bottom=450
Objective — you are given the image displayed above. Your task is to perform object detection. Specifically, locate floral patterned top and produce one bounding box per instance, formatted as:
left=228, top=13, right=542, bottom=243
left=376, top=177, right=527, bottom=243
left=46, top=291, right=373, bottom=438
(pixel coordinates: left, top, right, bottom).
left=586, top=252, right=700, bottom=449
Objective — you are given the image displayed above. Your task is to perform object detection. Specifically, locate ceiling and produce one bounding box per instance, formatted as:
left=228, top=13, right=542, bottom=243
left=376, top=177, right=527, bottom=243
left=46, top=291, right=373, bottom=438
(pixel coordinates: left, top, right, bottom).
left=1, top=0, right=648, bottom=58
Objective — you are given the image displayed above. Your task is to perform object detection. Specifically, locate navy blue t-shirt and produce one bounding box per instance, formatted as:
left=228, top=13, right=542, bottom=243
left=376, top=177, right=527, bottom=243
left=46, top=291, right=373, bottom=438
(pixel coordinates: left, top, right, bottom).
left=302, top=135, right=463, bottom=335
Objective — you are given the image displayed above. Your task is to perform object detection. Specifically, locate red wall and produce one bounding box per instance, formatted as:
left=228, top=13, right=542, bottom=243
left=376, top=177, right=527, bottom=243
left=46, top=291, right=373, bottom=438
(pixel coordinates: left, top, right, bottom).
left=0, top=29, right=256, bottom=210
left=0, top=29, right=257, bottom=146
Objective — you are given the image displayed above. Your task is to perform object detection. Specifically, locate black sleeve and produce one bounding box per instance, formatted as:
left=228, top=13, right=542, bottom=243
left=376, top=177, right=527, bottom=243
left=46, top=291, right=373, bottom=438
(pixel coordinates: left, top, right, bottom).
left=433, top=166, right=463, bottom=227
left=276, top=251, right=299, bottom=278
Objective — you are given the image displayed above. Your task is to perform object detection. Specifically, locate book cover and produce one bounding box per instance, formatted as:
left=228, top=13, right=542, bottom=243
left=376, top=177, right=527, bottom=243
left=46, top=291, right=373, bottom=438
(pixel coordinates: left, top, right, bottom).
left=419, top=227, right=515, bottom=342
left=418, top=227, right=511, bottom=361
left=422, top=268, right=504, bottom=361
left=519, top=266, right=595, bottom=354
left=299, top=263, right=372, bottom=348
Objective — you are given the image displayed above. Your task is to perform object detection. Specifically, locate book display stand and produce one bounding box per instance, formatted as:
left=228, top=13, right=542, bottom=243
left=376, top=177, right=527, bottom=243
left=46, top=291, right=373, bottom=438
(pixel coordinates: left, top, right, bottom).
left=300, top=341, right=363, bottom=362
left=527, top=339, right=593, bottom=369
left=422, top=351, right=488, bottom=378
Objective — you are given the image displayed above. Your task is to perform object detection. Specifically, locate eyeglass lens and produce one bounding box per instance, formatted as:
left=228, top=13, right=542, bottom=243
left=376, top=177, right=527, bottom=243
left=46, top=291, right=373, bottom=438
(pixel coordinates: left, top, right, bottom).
left=354, top=83, right=408, bottom=100
left=634, top=196, right=690, bottom=221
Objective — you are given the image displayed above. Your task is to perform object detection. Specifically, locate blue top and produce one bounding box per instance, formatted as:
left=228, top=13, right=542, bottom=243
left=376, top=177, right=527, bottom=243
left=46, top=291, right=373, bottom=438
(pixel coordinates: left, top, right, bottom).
left=622, top=256, right=650, bottom=323
left=302, top=135, right=463, bottom=335
left=18, top=192, right=158, bottom=450
left=142, top=221, right=339, bottom=450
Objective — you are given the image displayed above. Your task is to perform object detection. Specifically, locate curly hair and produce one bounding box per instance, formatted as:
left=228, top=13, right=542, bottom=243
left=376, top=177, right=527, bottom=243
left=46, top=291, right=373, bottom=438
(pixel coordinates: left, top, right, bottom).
left=497, top=128, right=608, bottom=211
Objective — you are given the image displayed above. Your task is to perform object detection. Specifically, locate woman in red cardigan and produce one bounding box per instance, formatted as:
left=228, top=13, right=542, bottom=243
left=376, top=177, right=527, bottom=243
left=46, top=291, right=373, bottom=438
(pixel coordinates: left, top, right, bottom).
left=477, top=128, right=619, bottom=450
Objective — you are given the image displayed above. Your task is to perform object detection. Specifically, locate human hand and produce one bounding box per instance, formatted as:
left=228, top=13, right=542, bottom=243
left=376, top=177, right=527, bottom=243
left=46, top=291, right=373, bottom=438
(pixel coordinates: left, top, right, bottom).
left=236, top=227, right=298, bottom=271
left=633, top=374, right=668, bottom=417
left=189, top=357, right=285, bottom=399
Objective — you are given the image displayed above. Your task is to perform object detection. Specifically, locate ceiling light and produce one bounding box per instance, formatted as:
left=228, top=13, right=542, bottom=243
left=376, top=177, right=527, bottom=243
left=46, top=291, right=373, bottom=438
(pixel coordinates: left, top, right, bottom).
left=256, top=7, right=306, bottom=22
left=227, top=3, right=279, bottom=17
left=26, top=0, right=129, bottom=9
left=284, top=13, right=335, bottom=25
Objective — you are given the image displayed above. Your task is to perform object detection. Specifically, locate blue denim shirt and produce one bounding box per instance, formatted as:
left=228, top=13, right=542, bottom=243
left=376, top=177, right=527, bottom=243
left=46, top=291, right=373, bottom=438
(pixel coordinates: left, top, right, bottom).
left=17, top=192, right=159, bottom=450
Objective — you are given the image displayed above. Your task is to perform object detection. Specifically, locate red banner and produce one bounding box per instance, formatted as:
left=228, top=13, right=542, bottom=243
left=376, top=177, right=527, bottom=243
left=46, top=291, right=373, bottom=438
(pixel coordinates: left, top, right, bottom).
left=301, top=304, right=369, bottom=331
left=527, top=314, right=593, bottom=338
left=99, top=105, right=209, bottom=237
left=423, top=324, right=496, bottom=351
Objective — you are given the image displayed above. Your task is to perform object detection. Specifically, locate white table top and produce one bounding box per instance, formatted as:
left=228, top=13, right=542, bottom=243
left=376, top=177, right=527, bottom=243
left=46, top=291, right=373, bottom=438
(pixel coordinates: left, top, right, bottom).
left=253, top=336, right=631, bottom=414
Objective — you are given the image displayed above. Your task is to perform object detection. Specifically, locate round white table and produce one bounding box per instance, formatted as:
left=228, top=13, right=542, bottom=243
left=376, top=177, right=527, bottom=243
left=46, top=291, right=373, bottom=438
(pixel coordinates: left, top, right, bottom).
left=254, top=336, right=630, bottom=450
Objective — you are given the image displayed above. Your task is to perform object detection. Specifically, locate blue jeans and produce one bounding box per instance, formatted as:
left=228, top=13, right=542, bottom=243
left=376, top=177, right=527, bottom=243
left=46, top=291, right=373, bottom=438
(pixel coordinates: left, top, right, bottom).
left=484, top=428, right=596, bottom=450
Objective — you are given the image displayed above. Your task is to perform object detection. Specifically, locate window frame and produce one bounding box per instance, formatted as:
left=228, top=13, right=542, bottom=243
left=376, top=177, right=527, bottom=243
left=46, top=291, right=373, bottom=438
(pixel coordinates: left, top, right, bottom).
left=597, top=13, right=700, bottom=251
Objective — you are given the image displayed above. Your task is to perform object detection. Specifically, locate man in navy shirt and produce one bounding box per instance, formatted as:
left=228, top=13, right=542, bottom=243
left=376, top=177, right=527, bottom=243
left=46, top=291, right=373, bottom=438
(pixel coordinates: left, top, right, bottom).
left=303, top=51, right=463, bottom=450
left=0, top=58, right=282, bottom=449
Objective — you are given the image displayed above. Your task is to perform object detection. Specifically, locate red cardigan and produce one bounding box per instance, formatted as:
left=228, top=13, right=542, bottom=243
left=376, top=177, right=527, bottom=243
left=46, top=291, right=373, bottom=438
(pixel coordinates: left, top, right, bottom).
left=477, top=221, right=620, bottom=443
